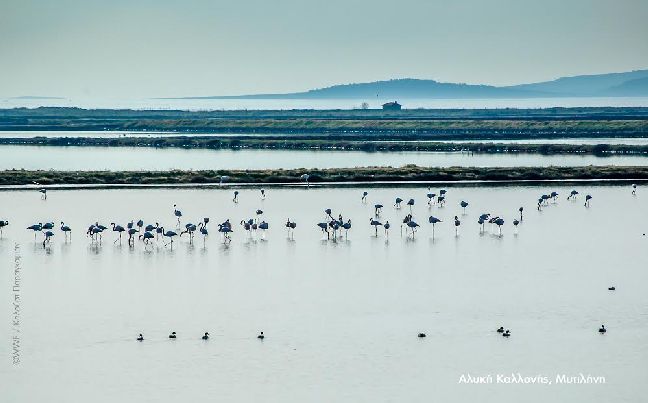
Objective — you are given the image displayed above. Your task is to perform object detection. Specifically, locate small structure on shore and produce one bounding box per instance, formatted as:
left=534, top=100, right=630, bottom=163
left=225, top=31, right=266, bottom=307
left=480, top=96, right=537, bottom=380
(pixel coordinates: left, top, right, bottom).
left=382, top=101, right=402, bottom=111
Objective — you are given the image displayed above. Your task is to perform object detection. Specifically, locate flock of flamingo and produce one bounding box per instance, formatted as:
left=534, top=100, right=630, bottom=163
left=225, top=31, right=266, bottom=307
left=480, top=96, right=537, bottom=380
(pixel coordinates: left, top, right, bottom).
left=0, top=184, right=639, bottom=249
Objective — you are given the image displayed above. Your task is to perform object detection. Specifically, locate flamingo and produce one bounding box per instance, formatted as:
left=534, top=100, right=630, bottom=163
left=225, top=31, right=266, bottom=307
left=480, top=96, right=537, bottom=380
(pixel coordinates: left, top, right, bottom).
left=460, top=200, right=469, bottom=214
left=144, top=223, right=157, bottom=233
left=342, top=219, right=352, bottom=239
left=233, top=190, right=239, bottom=203
left=394, top=197, right=403, bottom=208
left=518, top=207, right=524, bottom=221
left=136, top=219, right=144, bottom=233
left=39, top=188, right=47, bottom=200
left=218, top=221, right=233, bottom=243
left=127, top=228, right=139, bottom=245
left=585, top=195, right=592, bottom=207
left=258, top=221, right=269, bottom=239
left=537, top=198, right=543, bottom=211
left=428, top=216, right=441, bottom=237
left=42, top=222, right=55, bottom=230
left=198, top=222, right=209, bottom=245
left=317, top=222, right=329, bottom=239
left=0, top=220, right=8, bottom=237
left=181, top=223, right=197, bottom=243
left=478, top=214, right=490, bottom=233
left=260, top=188, right=266, bottom=200
left=160, top=227, right=178, bottom=247
left=567, top=190, right=579, bottom=200
left=383, top=220, right=390, bottom=236
left=285, top=219, right=297, bottom=239
left=369, top=218, right=382, bottom=236
left=406, top=220, right=419, bottom=238
left=361, top=191, right=368, bottom=203
left=427, top=193, right=435, bottom=206
left=111, top=223, right=126, bottom=243
left=407, top=198, right=415, bottom=212
left=495, top=218, right=505, bottom=236
left=401, top=214, right=413, bottom=236
left=513, top=218, right=520, bottom=233
left=454, top=215, right=460, bottom=236
left=300, top=173, right=310, bottom=187
left=173, top=204, right=182, bottom=226
left=632, top=184, right=637, bottom=195
left=42, top=230, right=54, bottom=247
left=374, top=204, right=383, bottom=216
left=139, top=231, right=155, bottom=245
left=437, top=196, right=446, bottom=206
left=27, top=223, right=42, bottom=239
left=60, top=222, right=72, bottom=241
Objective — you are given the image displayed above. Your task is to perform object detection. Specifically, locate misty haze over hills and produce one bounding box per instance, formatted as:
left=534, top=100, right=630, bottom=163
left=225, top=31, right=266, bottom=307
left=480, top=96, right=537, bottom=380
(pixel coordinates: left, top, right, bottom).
left=178, top=70, right=648, bottom=100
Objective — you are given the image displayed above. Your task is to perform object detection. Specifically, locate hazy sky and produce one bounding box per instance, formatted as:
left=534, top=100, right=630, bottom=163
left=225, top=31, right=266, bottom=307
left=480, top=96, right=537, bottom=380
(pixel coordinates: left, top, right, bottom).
left=1, top=0, right=647, bottom=99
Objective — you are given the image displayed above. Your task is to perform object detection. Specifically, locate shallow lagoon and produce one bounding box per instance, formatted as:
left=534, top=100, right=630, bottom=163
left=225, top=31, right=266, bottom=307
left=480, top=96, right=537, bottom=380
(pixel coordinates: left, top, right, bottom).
left=3, top=145, right=648, bottom=170
left=1, top=185, right=647, bottom=402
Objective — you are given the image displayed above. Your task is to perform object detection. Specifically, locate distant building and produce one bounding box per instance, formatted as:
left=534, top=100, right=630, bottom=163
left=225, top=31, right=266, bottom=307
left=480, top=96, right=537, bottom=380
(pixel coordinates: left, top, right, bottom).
left=382, top=101, right=402, bottom=111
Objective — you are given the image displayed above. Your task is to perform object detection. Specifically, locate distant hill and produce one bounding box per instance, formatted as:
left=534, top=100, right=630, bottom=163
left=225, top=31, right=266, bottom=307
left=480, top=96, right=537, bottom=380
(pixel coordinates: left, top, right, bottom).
left=172, top=69, right=648, bottom=100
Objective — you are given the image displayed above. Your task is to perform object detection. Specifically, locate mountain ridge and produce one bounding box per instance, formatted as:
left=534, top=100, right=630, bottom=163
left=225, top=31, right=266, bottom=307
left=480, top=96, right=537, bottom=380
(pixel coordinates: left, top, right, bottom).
left=172, top=69, right=648, bottom=100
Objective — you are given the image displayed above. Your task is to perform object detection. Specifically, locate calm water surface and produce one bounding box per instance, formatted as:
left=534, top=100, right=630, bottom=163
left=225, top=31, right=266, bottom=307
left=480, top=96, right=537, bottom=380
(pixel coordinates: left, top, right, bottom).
left=2, top=145, right=648, bottom=170
left=1, top=185, right=647, bottom=402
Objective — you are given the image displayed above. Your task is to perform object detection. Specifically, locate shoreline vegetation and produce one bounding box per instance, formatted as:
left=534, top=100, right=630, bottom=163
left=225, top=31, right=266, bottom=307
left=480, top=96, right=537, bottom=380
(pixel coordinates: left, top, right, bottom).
left=1, top=107, right=648, bottom=139
left=4, top=136, right=648, bottom=156
left=2, top=166, right=647, bottom=186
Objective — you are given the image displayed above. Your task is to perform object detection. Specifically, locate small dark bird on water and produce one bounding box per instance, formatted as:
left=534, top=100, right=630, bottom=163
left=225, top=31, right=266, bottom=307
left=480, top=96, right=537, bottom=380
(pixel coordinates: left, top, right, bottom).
left=257, top=331, right=265, bottom=339
left=169, top=332, right=177, bottom=339
left=418, top=333, right=426, bottom=338
left=497, top=326, right=504, bottom=333
left=608, top=286, right=615, bottom=291
left=599, top=325, right=606, bottom=334
left=202, top=332, right=209, bottom=340
left=502, top=330, right=511, bottom=338
left=137, top=333, right=144, bottom=341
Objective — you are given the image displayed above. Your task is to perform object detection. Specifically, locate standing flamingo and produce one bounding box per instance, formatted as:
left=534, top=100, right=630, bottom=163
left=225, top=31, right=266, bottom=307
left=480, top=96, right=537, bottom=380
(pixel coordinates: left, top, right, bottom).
left=27, top=223, right=43, bottom=239
left=0, top=220, right=8, bottom=237
left=111, top=223, right=126, bottom=243
left=369, top=218, right=382, bottom=236
left=285, top=219, right=297, bottom=239
left=384, top=221, right=390, bottom=236
left=233, top=191, right=239, bottom=203
left=406, top=220, right=419, bottom=238
left=60, top=222, right=72, bottom=241
left=460, top=200, right=469, bottom=214
left=173, top=205, right=182, bottom=226
left=160, top=227, right=178, bottom=247
left=361, top=191, right=368, bottom=203
left=407, top=198, right=415, bottom=212
left=567, top=190, right=579, bottom=200
left=374, top=204, right=383, bottom=216
left=632, top=184, right=637, bottom=195
left=394, top=198, right=403, bottom=209
left=427, top=193, right=435, bottom=206
left=518, top=207, right=523, bottom=221
left=495, top=218, right=505, bottom=236
left=454, top=216, right=461, bottom=236
left=428, top=216, right=442, bottom=238
left=585, top=195, right=592, bottom=207
left=42, top=230, right=54, bottom=247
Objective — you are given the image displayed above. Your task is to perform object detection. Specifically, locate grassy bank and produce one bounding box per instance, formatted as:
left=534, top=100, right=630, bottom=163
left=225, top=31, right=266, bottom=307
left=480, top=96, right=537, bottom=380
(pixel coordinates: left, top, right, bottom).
left=2, top=107, right=648, bottom=138
left=2, top=166, right=647, bottom=186
left=2, top=136, right=648, bottom=156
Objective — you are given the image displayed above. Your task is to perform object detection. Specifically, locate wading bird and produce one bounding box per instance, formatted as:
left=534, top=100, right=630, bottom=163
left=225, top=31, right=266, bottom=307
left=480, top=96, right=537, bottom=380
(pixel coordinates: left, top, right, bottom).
left=599, top=325, right=606, bottom=334
left=361, top=191, right=368, bottom=203
left=427, top=193, right=436, bottom=206
left=137, top=334, right=144, bottom=341
left=513, top=219, right=520, bottom=233
left=111, top=223, right=126, bottom=243
left=39, top=188, right=47, bottom=200
left=342, top=219, right=352, bottom=238
left=585, top=195, right=592, bottom=207
left=374, top=204, right=383, bottom=216
left=257, top=331, right=265, bottom=340
left=198, top=222, right=209, bottom=244
left=632, top=184, right=637, bottom=195
left=173, top=205, right=183, bottom=226
left=202, top=332, right=210, bottom=340
left=384, top=220, right=390, bottom=236
left=233, top=190, right=239, bottom=203
left=495, top=218, right=505, bottom=236
left=27, top=223, right=43, bottom=239
left=460, top=200, right=469, bottom=214
left=218, top=221, right=233, bottom=243
left=169, top=332, right=177, bottom=339
left=428, top=216, right=441, bottom=238
left=160, top=227, right=178, bottom=247
left=407, top=198, right=415, bottom=212
left=406, top=220, right=420, bottom=238
left=285, top=219, right=297, bottom=239
left=258, top=221, right=269, bottom=238
left=139, top=231, right=155, bottom=245
left=454, top=216, right=461, bottom=236
left=567, top=190, right=579, bottom=200
left=127, top=228, right=139, bottom=245
left=260, top=188, right=266, bottom=200
left=394, top=197, right=403, bottom=208
left=518, top=207, right=524, bottom=221
left=300, top=173, right=310, bottom=187
left=60, top=222, right=72, bottom=240
left=42, top=230, right=54, bottom=247
left=317, top=222, right=329, bottom=239
left=369, top=218, right=382, bottom=236
left=181, top=223, right=197, bottom=243
left=0, top=220, right=8, bottom=237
